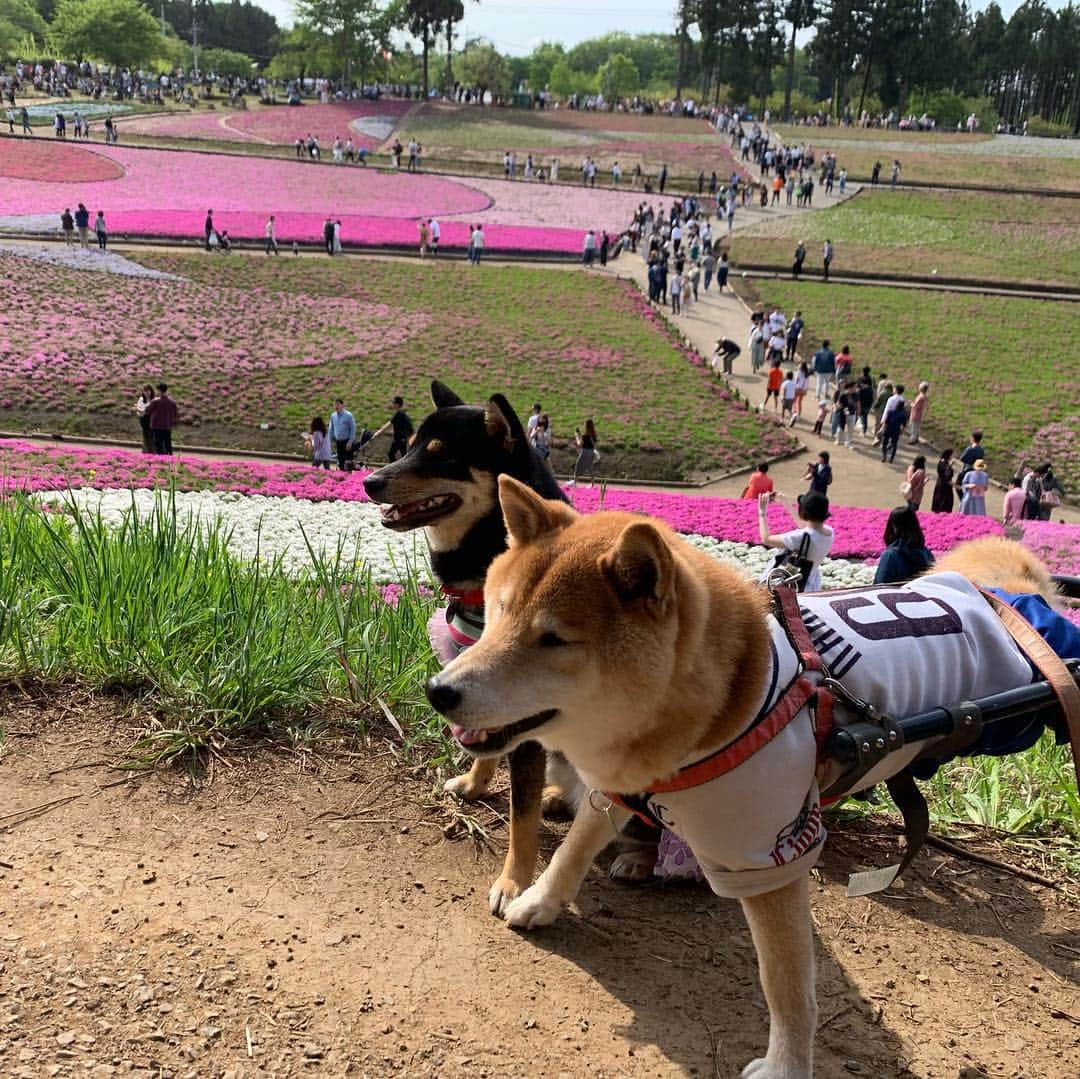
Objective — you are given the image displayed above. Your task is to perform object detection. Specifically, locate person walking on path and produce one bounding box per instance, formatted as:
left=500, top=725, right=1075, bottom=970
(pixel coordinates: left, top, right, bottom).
left=931, top=448, right=955, bottom=513
left=583, top=229, right=597, bottom=266
left=856, top=366, right=874, bottom=437
left=880, top=383, right=907, bottom=463
left=74, top=203, right=90, bottom=249
left=749, top=320, right=766, bottom=374
left=792, top=241, right=806, bottom=280
left=907, top=382, right=929, bottom=443
left=762, top=358, right=783, bottom=413
left=135, top=384, right=155, bottom=454
left=264, top=215, right=279, bottom=255
left=960, top=457, right=989, bottom=515
left=329, top=399, right=357, bottom=471
left=742, top=462, right=774, bottom=499
left=822, top=238, right=834, bottom=281
left=305, top=416, right=334, bottom=469
left=1002, top=475, right=1026, bottom=526
left=956, top=431, right=985, bottom=500
left=805, top=450, right=832, bottom=495
left=371, top=396, right=415, bottom=462
left=60, top=207, right=74, bottom=246
left=93, top=210, right=107, bottom=250
left=669, top=271, right=683, bottom=314
left=785, top=312, right=803, bottom=364
left=418, top=218, right=430, bottom=258
left=324, top=216, right=336, bottom=256
left=145, top=382, right=179, bottom=456
left=812, top=339, right=835, bottom=400
left=716, top=252, right=729, bottom=291
left=204, top=210, right=214, bottom=252
left=902, top=455, right=928, bottom=510
left=570, top=419, right=600, bottom=486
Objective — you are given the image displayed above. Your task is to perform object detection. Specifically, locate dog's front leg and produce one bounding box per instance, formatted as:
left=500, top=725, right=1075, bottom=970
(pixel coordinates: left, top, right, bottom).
left=488, top=740, right=547, bottom=916
left=502, top=795, right=629, bottom=929
left=739, top=875, right=817, bottom=1079
left=444, top=756, right=499, bottom=801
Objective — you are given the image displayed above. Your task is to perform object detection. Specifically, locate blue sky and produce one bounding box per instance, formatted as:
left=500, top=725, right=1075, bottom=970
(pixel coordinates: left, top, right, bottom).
left=262, top=1, right=1068, bottom=56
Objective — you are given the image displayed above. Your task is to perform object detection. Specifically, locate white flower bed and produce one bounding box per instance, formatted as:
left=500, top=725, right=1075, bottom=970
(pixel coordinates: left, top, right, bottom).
left=0, top=242, right=186, bottom=280
left=38, top=487, right=877, bottom=591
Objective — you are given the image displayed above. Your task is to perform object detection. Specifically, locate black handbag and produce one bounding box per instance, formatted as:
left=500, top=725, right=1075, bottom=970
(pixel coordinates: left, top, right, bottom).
left=766, top=531, right=814, bottom=592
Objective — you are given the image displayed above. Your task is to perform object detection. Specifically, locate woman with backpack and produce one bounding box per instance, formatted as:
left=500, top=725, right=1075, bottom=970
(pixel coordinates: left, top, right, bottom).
left=757, top=490, right=834, bottom=593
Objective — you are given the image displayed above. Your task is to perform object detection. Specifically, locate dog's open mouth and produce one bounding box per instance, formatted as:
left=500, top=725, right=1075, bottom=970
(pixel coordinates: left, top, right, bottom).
left=379, top=493, right=462, bottom=530
left=450, top=709, right=559, bottom=754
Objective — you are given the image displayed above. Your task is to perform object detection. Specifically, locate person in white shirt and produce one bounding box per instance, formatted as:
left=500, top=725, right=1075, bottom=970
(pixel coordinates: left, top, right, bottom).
left=469, top=224, right=485, bottom=264
left=429, top=217, right=440, bottom=256
left=757, top=490, right=834, bottom=593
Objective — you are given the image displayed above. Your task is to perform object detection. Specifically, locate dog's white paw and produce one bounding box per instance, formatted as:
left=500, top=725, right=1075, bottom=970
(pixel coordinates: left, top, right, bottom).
left=443, top=772, right=488, bottom=802
left=503, top=886, right=563, bottom=930
left=609, top=847, right=657, bottom=883
left=740, top=1057, right=807, bottom=1078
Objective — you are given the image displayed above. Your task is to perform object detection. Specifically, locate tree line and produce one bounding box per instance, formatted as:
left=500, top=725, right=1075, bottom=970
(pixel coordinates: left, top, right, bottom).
left=2, top=0, right=1076, bottom=133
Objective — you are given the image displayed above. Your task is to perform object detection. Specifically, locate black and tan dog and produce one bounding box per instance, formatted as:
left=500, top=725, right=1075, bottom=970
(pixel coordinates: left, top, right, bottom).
left=363, top=382, right=571, bottom=910
left=427, top=481, right=1077, bottom=1077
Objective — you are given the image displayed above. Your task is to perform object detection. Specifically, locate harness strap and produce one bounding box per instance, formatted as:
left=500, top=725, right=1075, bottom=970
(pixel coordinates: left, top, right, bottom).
left=604, top=586, right=835, bottom=806
left=981, top=589, right=1080, bottom=789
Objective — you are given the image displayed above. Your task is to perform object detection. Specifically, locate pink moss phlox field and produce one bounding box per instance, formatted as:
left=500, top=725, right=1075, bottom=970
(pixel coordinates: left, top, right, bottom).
left=0, top=139, right=125, bottom=182
left=119, top=100, right=413, bottom=151
left=0, top=141, right=669, bottom=250
left=6, top=440, right=1072, bottom=571
left=564, top=488, right=1009, bottom=558
left=82, top=211, right=586, bottom=252
left=0, top=255, right=433, bottom=423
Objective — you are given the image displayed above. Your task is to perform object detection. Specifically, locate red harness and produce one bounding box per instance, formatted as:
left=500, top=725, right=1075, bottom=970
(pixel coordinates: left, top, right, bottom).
left=441, top=584, right=486, bottom=607
left=606, top=587, right=837, bottom=818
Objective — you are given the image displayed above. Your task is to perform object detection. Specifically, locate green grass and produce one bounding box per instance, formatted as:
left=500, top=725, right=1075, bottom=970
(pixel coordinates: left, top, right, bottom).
left=0, top=492, right=444, bottom=766
left=744, top=281, right=1080, bottom=491
left=730, top=189, right=1080, bottom=287
left=2, top=251, right=793, bottom=481
left=0, top=492, right=1074, bottom=868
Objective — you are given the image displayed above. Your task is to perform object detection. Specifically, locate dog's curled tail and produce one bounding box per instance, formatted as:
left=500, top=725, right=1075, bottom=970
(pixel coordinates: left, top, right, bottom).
left=932, top=536, right=1059, bottom=605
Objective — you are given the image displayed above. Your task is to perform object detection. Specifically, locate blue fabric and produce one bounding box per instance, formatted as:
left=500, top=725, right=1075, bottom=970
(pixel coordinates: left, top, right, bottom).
left=907, top=590, right=1077, bottom=779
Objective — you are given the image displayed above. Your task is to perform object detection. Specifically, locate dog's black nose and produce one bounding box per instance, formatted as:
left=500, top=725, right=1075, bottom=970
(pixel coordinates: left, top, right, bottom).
left=363, top=473, right=385, bottom=497
left=426, top=680, right=461, bottom=715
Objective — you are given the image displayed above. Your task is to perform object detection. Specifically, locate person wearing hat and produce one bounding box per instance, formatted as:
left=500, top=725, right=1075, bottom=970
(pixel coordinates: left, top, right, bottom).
left=757, top=490, right=834, bottom=592
left=959, top=457, right=989, bottom=516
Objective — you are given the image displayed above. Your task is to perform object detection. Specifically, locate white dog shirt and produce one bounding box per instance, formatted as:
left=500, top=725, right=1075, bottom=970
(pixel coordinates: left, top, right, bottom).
left=619, top=574, right=1036, bottom=900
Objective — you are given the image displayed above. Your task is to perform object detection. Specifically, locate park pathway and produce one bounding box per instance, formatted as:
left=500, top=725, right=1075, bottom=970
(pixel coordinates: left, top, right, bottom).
left=599, top=251, right=1080, bottom=524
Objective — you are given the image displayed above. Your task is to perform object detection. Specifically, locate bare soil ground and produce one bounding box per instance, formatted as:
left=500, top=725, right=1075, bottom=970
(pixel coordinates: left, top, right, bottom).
left=2, top=690, right=1078, bottom=1078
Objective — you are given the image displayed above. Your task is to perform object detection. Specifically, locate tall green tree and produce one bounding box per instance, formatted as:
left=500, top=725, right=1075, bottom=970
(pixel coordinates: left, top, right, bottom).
left=782, top=0, right=816, bottom=119
left=458, top=36, right=507, bottom=98
left=48, top=0, right=163, bottom=67
left=598, top=51, right=639, bottom=99
left=293, top=0, right=404, bottom=84
left=0, top=0, right=45, bottom=59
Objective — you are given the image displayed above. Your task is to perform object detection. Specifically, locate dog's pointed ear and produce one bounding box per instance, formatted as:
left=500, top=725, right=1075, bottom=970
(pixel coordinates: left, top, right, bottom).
left=431, top=380, right=464, bottom=409
left=488, top=393, right=528, bottom=455
left=499, top=476, right=576, bottom=546
left=484, top=396, right=516, bottom=452
left=601, top=521, right=675, bottom=608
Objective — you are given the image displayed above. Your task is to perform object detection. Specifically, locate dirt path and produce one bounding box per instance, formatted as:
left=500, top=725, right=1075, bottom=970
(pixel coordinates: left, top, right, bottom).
left=2, top=696, right=1078, bottom=1078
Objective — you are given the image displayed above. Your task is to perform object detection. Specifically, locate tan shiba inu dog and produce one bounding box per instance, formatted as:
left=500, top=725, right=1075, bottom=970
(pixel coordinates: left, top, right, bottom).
left=426, top=478, right=1070, bottom=1078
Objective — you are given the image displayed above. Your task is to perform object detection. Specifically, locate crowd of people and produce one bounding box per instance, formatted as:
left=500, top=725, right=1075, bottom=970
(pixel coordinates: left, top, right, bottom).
left=726, top=305, right=1067, bottom=524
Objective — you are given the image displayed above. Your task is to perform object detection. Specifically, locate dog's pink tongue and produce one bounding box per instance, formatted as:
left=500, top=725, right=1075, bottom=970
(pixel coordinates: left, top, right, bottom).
left=451, top=725, right=488, bottom=746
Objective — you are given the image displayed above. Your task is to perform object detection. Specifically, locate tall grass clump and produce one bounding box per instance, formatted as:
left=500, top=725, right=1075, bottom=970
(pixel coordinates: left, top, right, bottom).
left=0, top=493, right=443, bottom=762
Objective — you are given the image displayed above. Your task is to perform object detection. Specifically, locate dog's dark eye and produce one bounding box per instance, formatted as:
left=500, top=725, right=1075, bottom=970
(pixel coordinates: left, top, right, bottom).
left=538, top=631, right=568, bottom=648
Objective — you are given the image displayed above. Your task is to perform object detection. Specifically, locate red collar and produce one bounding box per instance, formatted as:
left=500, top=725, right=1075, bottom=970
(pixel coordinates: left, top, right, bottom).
left=441, top=585, right=485, bottom=607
